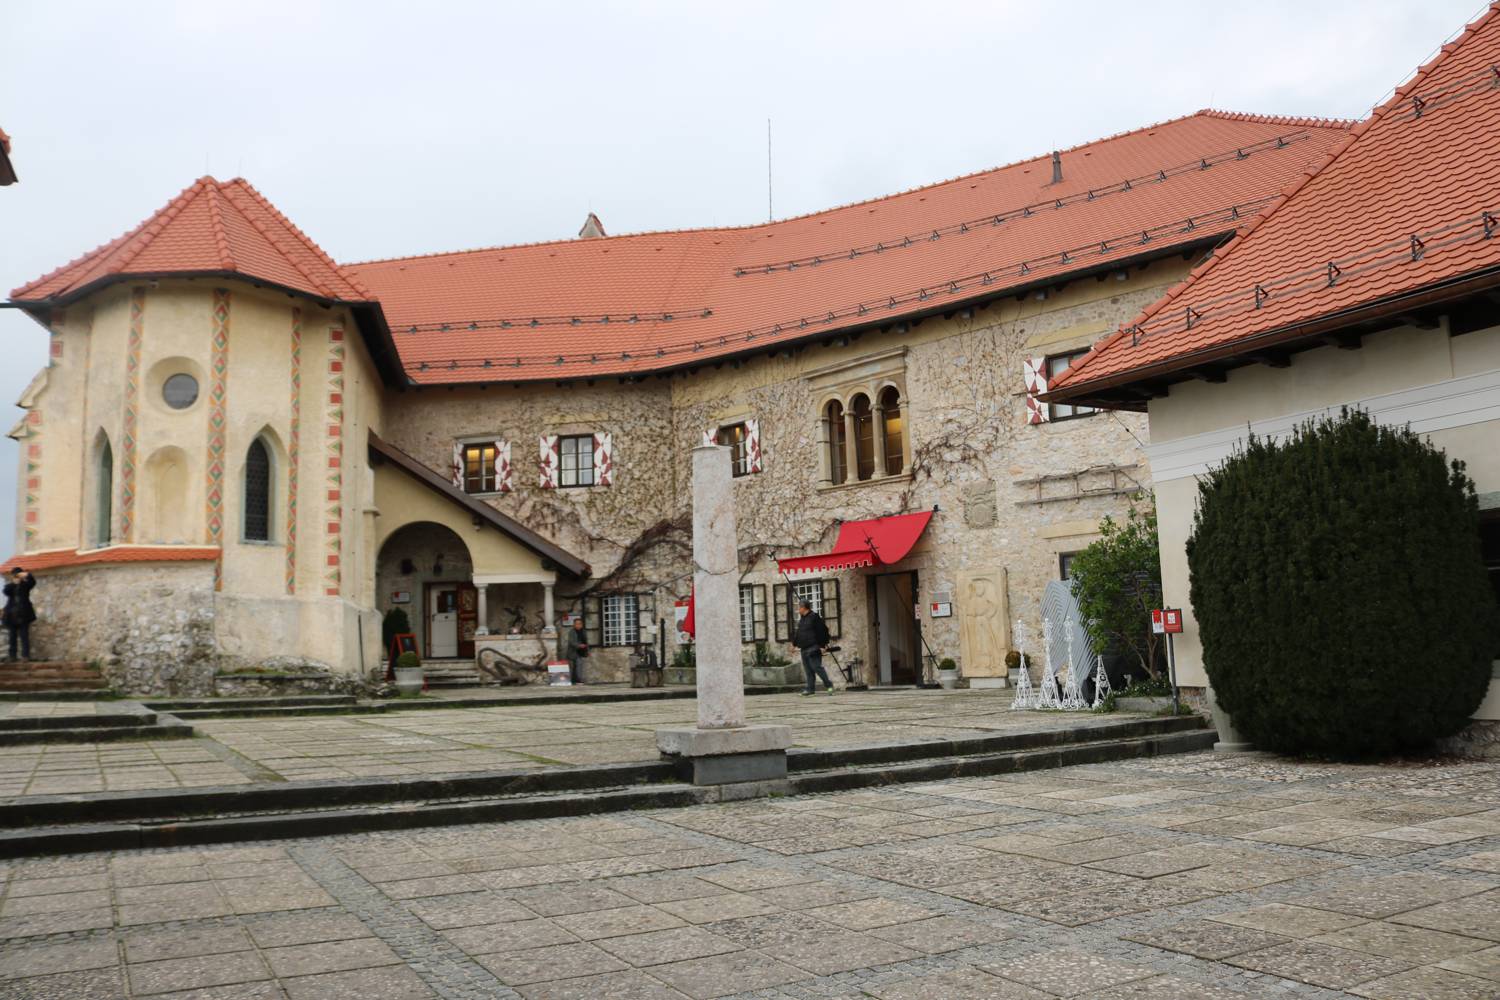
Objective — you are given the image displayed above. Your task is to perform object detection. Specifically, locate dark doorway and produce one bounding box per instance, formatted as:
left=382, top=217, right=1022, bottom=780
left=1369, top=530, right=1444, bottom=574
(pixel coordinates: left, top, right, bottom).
left=869, top=571, right=921, bottom=685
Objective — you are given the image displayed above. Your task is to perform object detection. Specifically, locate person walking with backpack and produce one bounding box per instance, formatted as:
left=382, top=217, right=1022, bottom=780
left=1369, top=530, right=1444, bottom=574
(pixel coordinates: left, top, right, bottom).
left=791, top=598, right=835, bottom=696
left=3, top=568, right=37, bottom=663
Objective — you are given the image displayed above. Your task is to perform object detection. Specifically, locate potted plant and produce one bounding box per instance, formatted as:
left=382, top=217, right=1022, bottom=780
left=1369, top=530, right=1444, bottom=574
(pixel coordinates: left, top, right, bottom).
left=393, top=650, right=424, bottom=697
left=936, top=657, right=960, bottom=690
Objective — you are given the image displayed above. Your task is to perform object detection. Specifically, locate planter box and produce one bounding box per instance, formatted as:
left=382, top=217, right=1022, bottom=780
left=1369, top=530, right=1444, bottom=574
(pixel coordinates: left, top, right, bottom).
left=1115, top=695, right=1175, bottom=713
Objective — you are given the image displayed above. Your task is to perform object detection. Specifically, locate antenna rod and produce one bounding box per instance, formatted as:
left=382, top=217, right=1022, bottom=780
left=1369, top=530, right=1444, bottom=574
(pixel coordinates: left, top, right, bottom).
left=767, top=118, right=773, bottom=222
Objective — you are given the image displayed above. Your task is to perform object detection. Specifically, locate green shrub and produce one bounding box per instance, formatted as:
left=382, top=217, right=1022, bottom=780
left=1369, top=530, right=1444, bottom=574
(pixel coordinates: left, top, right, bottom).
left=1068, top=500, right=1164, bottom=678
left=1188, top=409, right=1497, bottom=757
left=1004, top=650, right=1031, bottom=671
left=395, top=651, right=422, bottom=670
left=938, top=657, right=958, bottom=672
left=672, top=643, right=696, bottom=671
left=382, top=608, right=412, bottom=649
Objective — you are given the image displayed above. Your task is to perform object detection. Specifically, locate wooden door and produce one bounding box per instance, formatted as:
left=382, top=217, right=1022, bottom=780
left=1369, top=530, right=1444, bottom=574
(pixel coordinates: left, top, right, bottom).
left=457, top=582, right=478, bottom=659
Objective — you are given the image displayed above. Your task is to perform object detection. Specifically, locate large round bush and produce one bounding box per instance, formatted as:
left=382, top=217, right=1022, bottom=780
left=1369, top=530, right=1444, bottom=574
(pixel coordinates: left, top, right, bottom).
left=1187, top=409, right=1496, bottom=757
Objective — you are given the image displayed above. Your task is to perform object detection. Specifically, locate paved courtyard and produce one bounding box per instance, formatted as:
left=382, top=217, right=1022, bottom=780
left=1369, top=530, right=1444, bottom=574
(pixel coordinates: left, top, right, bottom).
left=1, top=751, right=1498, bottom=999
left=0, top=690, right=1158, bottom=798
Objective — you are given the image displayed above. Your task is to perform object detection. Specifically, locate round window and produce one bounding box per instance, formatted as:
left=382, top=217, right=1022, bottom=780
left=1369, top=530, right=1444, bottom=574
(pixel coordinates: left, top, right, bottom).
left=162, top=374, right=200, bottom=410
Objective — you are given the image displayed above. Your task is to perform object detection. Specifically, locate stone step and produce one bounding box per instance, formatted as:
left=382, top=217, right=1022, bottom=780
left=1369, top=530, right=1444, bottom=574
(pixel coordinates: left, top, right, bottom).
left=0, top=727, right=1215, bottom=857
left=0, top=689, right=114, bottom=701
left=0, top=719, right=194, bottom=747
left=0, top=677, right=111, bottom=692
left=0, top=665, right=101, bottom=676
left=168, top=704, right=388, bottom=720
left=144, top=695, right=358, bottom=711
left=0, top=711, right=156, bottom=732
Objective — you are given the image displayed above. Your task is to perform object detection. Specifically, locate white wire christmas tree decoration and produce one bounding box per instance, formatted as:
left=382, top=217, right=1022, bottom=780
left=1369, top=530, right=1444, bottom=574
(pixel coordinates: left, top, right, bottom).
left=1038, top=618, right=1062, bottom=709
left=1091, top=651, right=1112, bottom=710
left=1010, top=618, right=1037, bottom=710
left=1060, top=617, right=1088, bottom=710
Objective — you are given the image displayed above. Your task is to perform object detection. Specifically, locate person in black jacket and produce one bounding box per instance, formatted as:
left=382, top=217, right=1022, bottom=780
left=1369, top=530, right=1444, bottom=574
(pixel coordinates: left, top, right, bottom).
left=790, top=599, right=835, bottom=696
left=3, top=568, right=37, bottom=663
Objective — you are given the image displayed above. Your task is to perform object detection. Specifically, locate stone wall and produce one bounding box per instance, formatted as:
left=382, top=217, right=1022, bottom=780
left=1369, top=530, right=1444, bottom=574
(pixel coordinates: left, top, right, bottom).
left=25, top=561, right=220, bottom=696
left=374, top=257, right=1192, bottom=686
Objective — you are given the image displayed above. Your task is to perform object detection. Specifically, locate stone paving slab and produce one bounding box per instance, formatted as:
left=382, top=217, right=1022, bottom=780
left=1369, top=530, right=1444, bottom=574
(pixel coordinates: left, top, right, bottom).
left=0, top=750, right=1497, bottom=997
left=0, top=690, right=1162, bottom=803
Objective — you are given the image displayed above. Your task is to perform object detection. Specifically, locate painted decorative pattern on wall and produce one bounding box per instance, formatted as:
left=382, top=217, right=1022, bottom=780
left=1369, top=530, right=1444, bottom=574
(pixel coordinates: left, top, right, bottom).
left=286, top=307, right=301, bottom=594
left=206, top=289, right=231, bottom=590
left=22, top=410, right=40, bottom=548
left=324, top=324, right=345, bottom=596
left=121, top=289, right=145, bottom=542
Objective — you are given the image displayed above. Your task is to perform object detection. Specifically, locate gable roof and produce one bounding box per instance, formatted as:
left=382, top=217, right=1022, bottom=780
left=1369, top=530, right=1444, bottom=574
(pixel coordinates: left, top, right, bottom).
left=10, top=177, right=373, bottom=306
left=1049, top=4, right=1500, bottom=403
left=343, top=110, right=1350, bottom=385
left=367, top=432, right=590, bottom=578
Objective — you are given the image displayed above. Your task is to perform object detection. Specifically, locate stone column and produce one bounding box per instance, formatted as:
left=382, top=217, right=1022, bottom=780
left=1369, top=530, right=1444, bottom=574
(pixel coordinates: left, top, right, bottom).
left=541, top=583, right=556, bottom=634
left=474, top=582, right=489, bottom=636
left=691, top=444, right=744, bottom=730
left=815, top=413, right=833, bottom=488
left=843, top=408, right=859, bottom=483
left=872, top=401, right=888, bottom=477
left=899, top=398, right=913, bottom=472
left=656, top=444, right=791, bottom=790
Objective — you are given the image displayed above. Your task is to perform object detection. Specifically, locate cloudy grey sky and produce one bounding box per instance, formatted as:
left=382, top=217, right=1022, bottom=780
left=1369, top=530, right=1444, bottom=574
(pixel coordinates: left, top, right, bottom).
left=0, top=0, right=1485, bottom=560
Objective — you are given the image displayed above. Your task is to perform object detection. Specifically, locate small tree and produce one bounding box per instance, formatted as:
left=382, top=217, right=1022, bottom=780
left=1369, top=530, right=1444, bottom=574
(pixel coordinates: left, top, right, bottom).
left=1188, top=409, right=1497, bottom=757
left=382, top=607, right=411, bottom=650
left=1068, top=499, right=1163, bottom=679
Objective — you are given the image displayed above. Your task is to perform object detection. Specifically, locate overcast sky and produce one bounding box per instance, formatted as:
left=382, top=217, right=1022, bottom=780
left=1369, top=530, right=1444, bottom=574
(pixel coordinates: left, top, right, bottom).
left=0, top=0, right=1484, bottom=560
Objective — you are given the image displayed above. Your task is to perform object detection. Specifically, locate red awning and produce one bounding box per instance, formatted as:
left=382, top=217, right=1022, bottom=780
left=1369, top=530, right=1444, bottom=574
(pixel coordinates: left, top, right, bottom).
left=777, top=510, right=934, bottom=578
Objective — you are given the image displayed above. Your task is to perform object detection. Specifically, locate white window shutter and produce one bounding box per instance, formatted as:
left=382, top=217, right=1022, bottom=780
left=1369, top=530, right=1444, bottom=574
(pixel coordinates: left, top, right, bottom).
left=593, top=432, right=614, bottom=487
left=496, top=439, right=512, bottom=493
left=702, top=427, right=717, bottom=447
left=1023, top=357, right=1050, bottom=425
left=451, top=441, right=464, bottom=488
left=746, top=418, right=763, bottom=473
left=539, top=435, right=559, bottom=489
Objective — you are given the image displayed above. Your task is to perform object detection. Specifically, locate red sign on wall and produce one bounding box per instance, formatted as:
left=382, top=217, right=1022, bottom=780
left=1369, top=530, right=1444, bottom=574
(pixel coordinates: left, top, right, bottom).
left=1162, top=608, right=1183, bottom=634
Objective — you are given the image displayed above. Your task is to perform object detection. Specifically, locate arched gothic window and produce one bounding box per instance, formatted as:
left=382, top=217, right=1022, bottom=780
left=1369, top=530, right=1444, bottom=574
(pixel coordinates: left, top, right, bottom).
left=879, top=386, right=904, bottom=476
left=244, top=438, right=272, bottom=542
left=825, top=400, right=847, bottom=486
left=851, top=394, right=875, bottom=481
left=95, top=437, right=114, bottom=547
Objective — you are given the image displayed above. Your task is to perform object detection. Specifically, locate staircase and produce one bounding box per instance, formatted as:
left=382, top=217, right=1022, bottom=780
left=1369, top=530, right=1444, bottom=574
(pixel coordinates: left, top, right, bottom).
left=0, top=660, right=111, bottom=698
left=422, top=660, right=486, bottom=688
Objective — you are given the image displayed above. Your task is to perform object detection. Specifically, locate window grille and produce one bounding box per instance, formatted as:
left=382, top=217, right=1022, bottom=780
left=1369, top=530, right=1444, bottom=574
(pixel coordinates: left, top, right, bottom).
left=559, top=435, right=595, bottom=487
left=244, top=439, right=272, bottom=542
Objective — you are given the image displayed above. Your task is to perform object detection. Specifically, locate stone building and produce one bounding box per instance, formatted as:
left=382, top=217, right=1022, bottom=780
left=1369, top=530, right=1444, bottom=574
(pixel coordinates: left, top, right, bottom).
left=4, top=110, right=1350, bottom=694
left=1046, top=11, right=1500, bottom=744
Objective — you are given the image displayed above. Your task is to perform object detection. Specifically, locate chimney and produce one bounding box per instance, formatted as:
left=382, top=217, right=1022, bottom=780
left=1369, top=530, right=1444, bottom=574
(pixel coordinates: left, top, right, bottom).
left=1050, top=150, right=1062, bottom=185
left=577, top=212, right=607, bottom=239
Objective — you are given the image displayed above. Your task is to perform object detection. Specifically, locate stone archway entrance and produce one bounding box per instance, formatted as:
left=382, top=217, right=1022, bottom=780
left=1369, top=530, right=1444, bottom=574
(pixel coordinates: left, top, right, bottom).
left=376, top=522, right=476, bottom=659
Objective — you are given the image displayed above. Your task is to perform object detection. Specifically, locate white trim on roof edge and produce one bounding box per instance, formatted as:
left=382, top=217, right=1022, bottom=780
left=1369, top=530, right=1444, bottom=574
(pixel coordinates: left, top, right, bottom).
left=1145, top=367, right=1500, bottom=483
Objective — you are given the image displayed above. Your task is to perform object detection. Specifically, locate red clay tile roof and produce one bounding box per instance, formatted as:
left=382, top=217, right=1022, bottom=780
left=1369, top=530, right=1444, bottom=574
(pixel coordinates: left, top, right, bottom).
left=1050, top=5, right=1500, bottom=398
left=343, top=110, right=1350, bottom=385
left=10, top=177, right=371, bottom=305
left=1, top=546, right=220, bottom=575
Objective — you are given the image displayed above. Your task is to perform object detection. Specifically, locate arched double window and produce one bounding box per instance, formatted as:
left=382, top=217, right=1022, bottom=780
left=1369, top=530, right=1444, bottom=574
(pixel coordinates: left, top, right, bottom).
left=824, top=400, right=848, bottom=485
left=879, top=386, right=904, bottom=476
left=244, top=438, right=272, bottom=542
left=823, top=386, right=907, bottom=485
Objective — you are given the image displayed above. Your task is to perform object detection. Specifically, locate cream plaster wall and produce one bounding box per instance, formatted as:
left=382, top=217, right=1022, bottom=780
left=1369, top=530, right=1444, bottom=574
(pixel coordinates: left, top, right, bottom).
left=372, top=461, right=549, bottom=577
left=1146, top=319, right=1500, bottom=717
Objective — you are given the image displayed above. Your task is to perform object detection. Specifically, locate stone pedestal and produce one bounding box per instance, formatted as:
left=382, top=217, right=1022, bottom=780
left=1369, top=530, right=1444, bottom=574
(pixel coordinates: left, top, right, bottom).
left=656, top=444, right=790, bottom=791
left=968, top=677, right=1009, bottom=689
left=1206, top=683, right=1253, bottom=752
left=656, top=724, right=793, bottom=784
